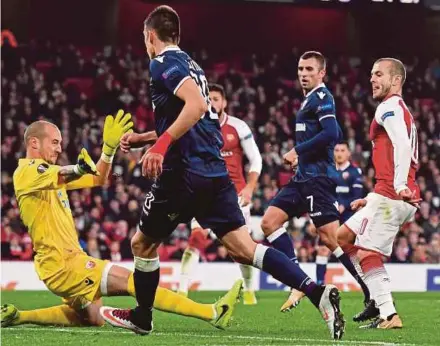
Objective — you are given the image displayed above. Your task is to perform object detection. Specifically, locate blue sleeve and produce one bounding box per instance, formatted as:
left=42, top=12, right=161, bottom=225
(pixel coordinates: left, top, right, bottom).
left=351, top=167, right=364, bottom=199
left=295, top=116, right=340, bottom=155
left=150, top=57, right=190, bottom=94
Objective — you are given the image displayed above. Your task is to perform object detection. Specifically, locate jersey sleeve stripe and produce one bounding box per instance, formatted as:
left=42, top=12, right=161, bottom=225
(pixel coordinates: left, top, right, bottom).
left=241, top=133, right=253, bottom=141
left=173, top=75, right=191, bottom=95
left=318, top=114, right=336, bottom=121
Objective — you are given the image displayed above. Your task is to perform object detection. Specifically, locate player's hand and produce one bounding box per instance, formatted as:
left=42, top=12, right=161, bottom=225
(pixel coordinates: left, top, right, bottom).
left=76, top=148, right=99, bottom=176
left=120, top=132, right=143, bottom=153
left=139, top=149, right=163, bottom=179
left=238, top=185, right=253, bottom=207
left=283, top=148, right=298, bottom=169
left=399, top=188, right=422, bottom=208
left=351, top=198, right=367, bottom=211
left=103, top=109, right=134, bottom=156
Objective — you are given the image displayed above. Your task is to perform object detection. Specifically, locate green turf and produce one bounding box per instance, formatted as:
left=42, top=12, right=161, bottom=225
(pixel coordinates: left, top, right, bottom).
left=2, top=290, right=440, bottom=346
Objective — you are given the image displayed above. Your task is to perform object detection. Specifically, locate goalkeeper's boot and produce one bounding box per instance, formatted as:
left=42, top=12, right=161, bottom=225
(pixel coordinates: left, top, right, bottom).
left=100, top=306, right=152, bottom=335
left=211, top=279, right=243, bottom=330
left=243, top=290, right=257, bottom=305
left=318, top=284, right=345, bottom=340
left=360, top=314, right=402, bottom=329
left=353, top=299, right=380, bottom=322
left=280, top=288, right=305, bottom=312
left=1, top=304, right=20, bottom=327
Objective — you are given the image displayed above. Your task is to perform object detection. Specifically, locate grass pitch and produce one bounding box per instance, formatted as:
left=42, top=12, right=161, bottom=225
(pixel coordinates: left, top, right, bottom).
left=2, top=290, right=439, bottom=346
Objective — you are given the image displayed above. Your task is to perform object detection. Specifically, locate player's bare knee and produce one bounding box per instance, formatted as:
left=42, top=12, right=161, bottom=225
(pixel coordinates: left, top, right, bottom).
left=261, top=216, right=278, bottom=236
left=317, top=246, right=330, bottom=257
left=337, top=225, right=356, bottom=247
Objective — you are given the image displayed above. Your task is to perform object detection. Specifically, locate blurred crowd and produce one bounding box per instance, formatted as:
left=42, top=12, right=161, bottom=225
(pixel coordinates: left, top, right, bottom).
left=1, top=41, right=439, bottom=263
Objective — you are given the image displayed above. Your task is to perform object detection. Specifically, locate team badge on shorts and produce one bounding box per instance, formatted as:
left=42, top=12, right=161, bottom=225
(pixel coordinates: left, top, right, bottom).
left=85, top=261, right=96, bottom=269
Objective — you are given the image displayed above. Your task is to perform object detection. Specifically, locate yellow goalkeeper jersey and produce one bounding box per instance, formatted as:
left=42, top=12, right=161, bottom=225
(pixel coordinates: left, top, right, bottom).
left=13, top=158, right=96, bottom=280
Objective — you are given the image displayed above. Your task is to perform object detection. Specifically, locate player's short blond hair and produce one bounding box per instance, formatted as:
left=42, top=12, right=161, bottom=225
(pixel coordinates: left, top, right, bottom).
left=24, top=120, right=58, bottom=146
left=375, top=58, right=406, bottom=85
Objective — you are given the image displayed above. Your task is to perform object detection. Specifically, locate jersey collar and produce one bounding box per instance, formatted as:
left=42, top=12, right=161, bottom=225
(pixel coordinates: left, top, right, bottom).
left=158, top=45, right=181, bottom=56
left=336, top=161, right=350, bottom=171
left=220, top=113, right=228, bottom=127
left=383, top=93, right=402, bottom=102
left=305, top=82, right=326, bottom=98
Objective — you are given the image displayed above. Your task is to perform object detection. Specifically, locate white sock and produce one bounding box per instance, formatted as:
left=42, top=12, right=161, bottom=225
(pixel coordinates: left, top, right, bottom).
left=178, top=248, right=200, bottom=293
left=332, top=246, right=344, bottom=258
left=239, top=264, right=254, bottom=291
left=316, top=255, right=328, bottom=265
left=364, top=266, right=396, bottom=319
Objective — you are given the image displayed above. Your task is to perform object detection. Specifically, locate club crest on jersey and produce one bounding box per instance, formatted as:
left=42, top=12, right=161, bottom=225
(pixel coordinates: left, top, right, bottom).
left=342, top=172, right=350, bottom=180
left=226, top=134, right=235, bottom=141
left=85, top=261, right=96, bottom=269
left=317, top=91, right=326, bottom=100
left=37, top=163, right=49, bottom=174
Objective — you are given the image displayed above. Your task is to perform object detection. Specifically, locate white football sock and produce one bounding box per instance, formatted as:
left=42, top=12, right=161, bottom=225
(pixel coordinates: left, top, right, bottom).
left=239, top=264, right=254, bottom=291
left=178, top=248, right=200, bottom=294
left=363, top=265, right=396, bottom=319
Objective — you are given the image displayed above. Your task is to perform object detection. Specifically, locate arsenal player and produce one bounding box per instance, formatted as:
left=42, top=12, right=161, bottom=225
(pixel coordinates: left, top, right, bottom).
left=178, top=83, right=262, bottom=305
left=337, top=58, right=421, bottom=329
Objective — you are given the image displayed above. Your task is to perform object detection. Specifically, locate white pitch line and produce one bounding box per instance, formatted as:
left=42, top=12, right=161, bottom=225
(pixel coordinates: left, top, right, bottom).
left=1, top=327, right=419, bottom=346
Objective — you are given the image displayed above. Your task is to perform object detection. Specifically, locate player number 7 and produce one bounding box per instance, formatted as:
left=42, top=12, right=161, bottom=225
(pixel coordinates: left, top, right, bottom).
left=307, top=195, right=314, bottom=212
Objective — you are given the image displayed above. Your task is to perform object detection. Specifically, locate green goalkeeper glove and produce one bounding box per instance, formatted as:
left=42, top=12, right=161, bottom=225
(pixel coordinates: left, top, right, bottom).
left=74, top=148, right=99, bottom=176
left=102, top=109, right=134, bottom=160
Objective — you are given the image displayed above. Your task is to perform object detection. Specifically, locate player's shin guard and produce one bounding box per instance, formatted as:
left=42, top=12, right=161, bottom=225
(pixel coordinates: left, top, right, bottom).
left=316, top=255, right=328, bottom=285
left=361, top=253, right=396, bottom=319
left=253, top=244, right=323, bottom=307
left=266, top=227, right=298, bottom=264
left=132, top=256, right=160, bottom=329
left=178, top=248, right=200, bottom=295
left=334, top=246, right=370, bottom=302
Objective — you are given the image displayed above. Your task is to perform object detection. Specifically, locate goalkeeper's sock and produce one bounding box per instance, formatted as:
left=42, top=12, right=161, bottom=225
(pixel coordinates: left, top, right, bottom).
left=316, top=255, right=328, bottom=285
left=179, top=248, right=200, bottom=295
left=253, top=244, right=323, bottom=307
left=18, top=305, right=84, bottom=326
left=127, top=272, right=214, bottom=322
left=239, top=264, right=254, bottom=291
left=266, top=227, right=299, bottom=264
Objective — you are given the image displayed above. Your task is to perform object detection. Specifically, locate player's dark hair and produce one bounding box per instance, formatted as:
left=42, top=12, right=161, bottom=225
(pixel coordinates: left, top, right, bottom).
left=208, top=83, right=226, bottom=99
left=300, top=51, right=326, bottom=70
left=375, top=57, right=406, bottom=86
left=144, top=5, right=180, bottom=44
left=337, top=141, right=350, bottom=149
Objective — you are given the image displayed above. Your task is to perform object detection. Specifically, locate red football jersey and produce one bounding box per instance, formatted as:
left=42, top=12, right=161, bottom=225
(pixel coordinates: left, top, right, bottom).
left=220, top=115, right=253, bottom=193
left=369, top=95, right=419, bottom=200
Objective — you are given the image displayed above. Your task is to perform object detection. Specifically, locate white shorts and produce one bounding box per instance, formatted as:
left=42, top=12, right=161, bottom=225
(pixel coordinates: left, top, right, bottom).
left=191, top=204, right=251, bottom=235
left=345, top=193, right=417, bottom=256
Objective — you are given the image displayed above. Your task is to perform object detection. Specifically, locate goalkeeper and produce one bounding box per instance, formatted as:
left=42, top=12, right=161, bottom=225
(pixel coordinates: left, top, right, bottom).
left=2, top=110, right=241, bottom=330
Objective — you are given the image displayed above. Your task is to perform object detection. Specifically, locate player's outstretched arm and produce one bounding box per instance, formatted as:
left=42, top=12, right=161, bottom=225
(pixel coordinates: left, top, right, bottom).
left=120, top=131, right=158, bottom=153
left=140, top=79, right=207, bottom=179
left=58, top=148, right=99, bottom=184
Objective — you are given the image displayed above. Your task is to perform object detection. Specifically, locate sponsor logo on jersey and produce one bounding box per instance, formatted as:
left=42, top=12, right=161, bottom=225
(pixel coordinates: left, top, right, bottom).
left=85, top=261, right=96, bottom=269
left=37, top=163, right=49, bottom=174
left=336, top=186, right=350, bottom=193
left=310, top=211, right=322, bottom=217
left=296, top=123, right=306, bottom=132
left=220, top=151, right=233, bottom=157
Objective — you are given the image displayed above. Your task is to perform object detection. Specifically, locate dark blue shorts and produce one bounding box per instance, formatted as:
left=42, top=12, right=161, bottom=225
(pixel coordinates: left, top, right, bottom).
left=139, top=170, right=245, bottom=240
left=270, top=176, right=340, bottom=228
